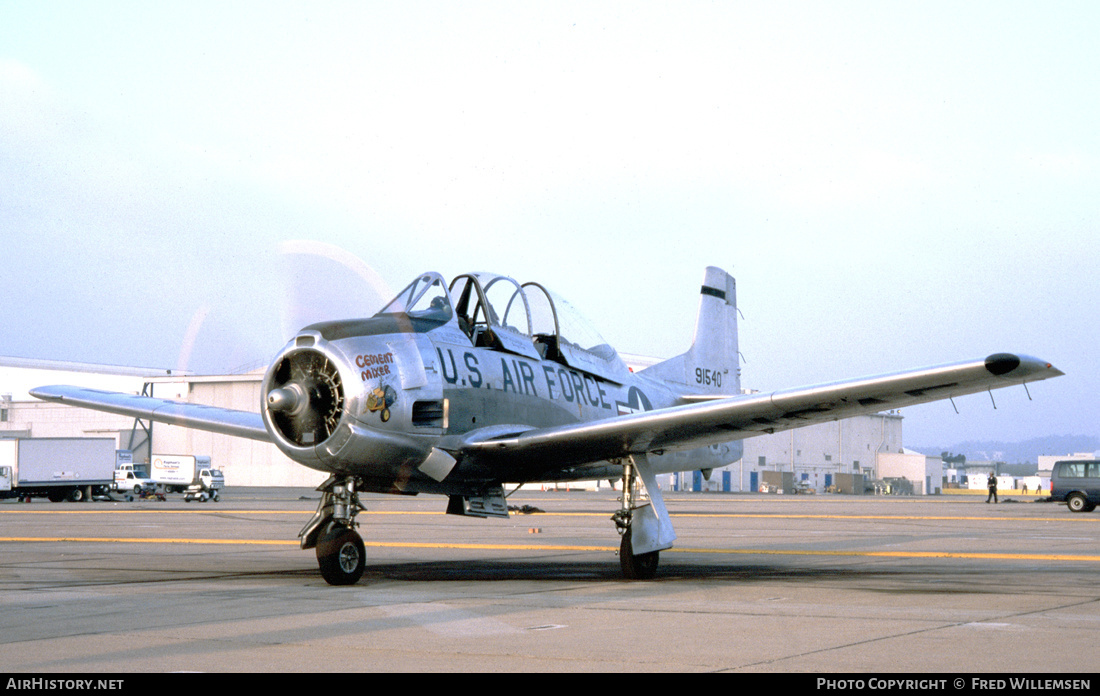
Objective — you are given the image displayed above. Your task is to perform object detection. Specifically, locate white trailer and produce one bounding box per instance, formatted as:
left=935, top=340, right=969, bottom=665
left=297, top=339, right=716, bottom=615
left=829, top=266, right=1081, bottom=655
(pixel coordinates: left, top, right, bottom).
left=0, top=438, right=120, bottom=502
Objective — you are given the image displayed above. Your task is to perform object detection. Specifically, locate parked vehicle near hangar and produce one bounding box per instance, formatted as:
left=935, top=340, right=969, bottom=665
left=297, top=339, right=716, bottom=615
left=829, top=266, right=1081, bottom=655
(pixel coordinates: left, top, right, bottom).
left=114, top=461, right=156, bottom=495
left=1050, top=460, right=1100, bottom=513
left=0, top=438, right=119, bottom=502
left=153, top=454, right=224, bottom=502
left=182, top=466, right=224, bottom=503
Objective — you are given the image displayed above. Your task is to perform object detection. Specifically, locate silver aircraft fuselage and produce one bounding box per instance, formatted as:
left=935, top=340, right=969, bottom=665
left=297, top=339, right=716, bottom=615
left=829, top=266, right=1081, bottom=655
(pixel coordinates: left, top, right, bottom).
left=260, top=303, right=739, bottom=496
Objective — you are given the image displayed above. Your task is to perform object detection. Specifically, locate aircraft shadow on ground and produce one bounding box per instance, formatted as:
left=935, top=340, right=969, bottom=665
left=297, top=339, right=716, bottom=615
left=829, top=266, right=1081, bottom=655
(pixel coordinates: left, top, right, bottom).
left=338, top=558, right=992, bottom=586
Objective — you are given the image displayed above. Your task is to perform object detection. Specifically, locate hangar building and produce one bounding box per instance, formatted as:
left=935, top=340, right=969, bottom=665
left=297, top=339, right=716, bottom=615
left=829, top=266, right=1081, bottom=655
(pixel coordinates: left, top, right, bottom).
left=1, top=360, right=325, bottom=488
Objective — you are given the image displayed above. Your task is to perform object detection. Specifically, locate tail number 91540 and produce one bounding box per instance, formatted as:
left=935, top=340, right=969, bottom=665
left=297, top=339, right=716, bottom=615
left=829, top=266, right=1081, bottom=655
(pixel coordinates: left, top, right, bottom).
left=696, top=367, right=724, bottom=387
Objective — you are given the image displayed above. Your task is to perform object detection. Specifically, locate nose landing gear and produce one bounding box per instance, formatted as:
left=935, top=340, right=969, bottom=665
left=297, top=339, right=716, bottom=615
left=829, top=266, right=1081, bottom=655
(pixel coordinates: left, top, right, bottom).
left=316, top=521, right=366, bottom=585
left=300, top=476, right=366, bottom=585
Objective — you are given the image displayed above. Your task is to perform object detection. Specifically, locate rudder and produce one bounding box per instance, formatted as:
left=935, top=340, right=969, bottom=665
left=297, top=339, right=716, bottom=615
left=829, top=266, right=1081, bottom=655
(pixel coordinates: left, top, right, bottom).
left=641, top=266, right=740, bottom=396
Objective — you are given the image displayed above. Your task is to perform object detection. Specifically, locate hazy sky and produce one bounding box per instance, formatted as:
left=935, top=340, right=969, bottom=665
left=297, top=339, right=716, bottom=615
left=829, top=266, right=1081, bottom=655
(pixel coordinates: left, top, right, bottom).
left=2, top=1, right=1097, bottom=448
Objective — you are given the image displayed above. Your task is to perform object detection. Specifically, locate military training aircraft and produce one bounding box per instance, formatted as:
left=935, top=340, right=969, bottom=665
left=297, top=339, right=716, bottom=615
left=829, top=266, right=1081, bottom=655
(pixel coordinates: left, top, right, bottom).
left=31, top=267, right=1064, bottom=584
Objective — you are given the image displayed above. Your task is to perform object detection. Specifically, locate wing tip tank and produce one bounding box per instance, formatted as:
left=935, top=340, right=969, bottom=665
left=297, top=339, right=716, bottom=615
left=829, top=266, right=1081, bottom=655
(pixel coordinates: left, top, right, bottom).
left=984, top=353, right=1064, bottom=379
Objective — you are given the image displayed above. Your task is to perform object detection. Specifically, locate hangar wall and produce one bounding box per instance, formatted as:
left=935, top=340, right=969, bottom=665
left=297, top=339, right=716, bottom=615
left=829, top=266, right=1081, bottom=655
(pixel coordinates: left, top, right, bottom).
left=675, top=413, right=910, bottom=493
left=877, top=451, right=944, bottom=495
left=1, top=398, right=136, bottom=445
left=1, top=359, right=177, bottom=460
left=149, top=376, right=327, bottom=488
left=746, top=413, right=903, bottom=487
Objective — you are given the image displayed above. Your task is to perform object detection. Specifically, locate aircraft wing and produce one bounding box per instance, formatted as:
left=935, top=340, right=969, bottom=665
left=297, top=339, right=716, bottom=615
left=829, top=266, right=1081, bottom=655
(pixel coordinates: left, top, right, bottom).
left=29, top=385, right=271, bottom=442
left=456, top=353, right=1063, bottom=472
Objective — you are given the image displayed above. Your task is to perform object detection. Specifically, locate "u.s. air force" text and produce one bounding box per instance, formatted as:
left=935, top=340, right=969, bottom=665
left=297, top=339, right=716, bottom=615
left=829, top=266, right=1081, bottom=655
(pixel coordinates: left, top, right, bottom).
left=437, top=348, right=616, bottom=410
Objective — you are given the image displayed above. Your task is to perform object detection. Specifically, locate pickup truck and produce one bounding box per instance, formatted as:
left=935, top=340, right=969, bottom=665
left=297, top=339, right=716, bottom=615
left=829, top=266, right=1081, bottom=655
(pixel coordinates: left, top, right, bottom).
left=114, top=468, right=157, bottom=496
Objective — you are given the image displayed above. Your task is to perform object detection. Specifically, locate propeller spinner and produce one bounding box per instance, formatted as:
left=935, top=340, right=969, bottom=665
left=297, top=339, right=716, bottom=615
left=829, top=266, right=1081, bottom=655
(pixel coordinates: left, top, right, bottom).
left=266, top=349, right=345, bottom=447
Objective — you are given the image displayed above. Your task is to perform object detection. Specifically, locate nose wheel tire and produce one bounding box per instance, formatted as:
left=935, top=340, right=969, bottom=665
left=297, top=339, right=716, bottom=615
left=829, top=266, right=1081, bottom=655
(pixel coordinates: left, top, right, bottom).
left=317, top=523, right=366, bottom=585
left=619, top=531, right=659, bottom=580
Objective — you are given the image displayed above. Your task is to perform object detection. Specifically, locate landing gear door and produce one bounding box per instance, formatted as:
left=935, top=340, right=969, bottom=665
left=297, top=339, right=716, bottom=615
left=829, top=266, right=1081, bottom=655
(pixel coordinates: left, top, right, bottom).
left=631, top=455, right=676, bottom=554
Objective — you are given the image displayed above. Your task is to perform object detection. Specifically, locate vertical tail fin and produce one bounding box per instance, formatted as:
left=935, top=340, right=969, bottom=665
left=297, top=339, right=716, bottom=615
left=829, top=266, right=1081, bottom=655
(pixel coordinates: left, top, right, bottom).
left=641, top=267, right=740, bottom=396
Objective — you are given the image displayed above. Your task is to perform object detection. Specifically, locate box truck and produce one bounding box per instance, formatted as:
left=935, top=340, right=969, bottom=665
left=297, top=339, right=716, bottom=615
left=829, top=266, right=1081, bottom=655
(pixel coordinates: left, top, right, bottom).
left=151, top=454, right=223, bottom=501
left=0, top=438, right=120, bottom=502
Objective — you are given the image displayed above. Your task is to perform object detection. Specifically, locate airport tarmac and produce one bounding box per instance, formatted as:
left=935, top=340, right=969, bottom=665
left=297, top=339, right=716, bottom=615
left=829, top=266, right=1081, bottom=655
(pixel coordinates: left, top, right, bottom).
left=1, top=489, right=1098, bottom=674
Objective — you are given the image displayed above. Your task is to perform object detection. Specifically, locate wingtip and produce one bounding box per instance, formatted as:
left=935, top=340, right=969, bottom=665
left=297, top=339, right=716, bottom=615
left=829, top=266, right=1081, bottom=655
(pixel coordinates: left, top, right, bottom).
left=28, top=386, right=57, bottom=401
left=984, top=353, right=1064, bottom=379
left=28, top=385, right=87, bottom=402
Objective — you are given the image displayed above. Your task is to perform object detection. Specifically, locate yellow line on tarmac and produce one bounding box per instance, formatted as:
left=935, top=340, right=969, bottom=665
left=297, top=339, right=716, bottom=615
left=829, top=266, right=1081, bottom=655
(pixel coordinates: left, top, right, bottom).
left=0, top=536, right=608, bottom=551
left=670, top=547, right=1100, bottom=562
left=0, top=509, right=445, bottom=516
left=2, top=509, right=1094, bottom=524
left=4, top=536, right=1100, bottom=563
left=669, top=512, right=1097, bottom=523
left=1, top=536, right=296, bottom=546
left=362, top=541, right=613, bottom=552
left=517, top=511, right=1097, bottom=524
left=0, top=509, right=311, bottom=515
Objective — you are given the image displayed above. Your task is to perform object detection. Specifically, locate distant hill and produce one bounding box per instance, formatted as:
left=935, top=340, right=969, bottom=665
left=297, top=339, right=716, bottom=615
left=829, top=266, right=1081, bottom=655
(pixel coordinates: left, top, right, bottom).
left=910, top=435, right=1100, bottom=466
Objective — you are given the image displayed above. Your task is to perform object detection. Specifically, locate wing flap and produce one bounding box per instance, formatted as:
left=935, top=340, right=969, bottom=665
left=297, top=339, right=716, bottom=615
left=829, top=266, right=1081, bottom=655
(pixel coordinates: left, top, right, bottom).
left=30, top=385, right=271, bottom=442
left=458, top=353, right=1062, bottom=469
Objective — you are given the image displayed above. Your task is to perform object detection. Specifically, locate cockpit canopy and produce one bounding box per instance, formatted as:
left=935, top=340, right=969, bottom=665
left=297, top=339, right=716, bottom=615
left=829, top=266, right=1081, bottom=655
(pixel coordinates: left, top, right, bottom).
left=377, top=274, right=453, bottom=325
left=376, top=272, right=629, bottom=383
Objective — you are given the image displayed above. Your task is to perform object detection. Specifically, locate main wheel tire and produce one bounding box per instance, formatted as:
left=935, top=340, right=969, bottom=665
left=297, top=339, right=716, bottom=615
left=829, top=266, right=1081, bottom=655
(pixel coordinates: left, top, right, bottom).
left=317, top=523, right=366, bottom=586
left=619, top=531, right=659, bottom=580
left=1068, top=494, right=1089, bottom=513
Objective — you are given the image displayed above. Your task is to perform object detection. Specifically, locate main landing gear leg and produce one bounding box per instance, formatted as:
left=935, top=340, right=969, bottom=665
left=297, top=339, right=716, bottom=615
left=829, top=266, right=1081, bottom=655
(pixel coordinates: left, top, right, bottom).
left=299, top=476, right=365, bottom=585
left=612, top=454, right=676, bottom=580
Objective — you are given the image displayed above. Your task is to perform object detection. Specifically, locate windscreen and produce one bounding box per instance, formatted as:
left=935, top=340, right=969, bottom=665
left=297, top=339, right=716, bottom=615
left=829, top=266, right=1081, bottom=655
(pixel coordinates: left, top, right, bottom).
left=377, top=274, right=453, bottom=324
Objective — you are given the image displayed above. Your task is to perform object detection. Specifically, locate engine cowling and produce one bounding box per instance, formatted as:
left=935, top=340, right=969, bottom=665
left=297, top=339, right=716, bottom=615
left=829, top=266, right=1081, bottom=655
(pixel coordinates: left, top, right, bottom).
left=261, top=333, right=353, bottom=471
left=260, top=329, right=449, bottom=483
left=266, top=347, right=345, bottom=448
